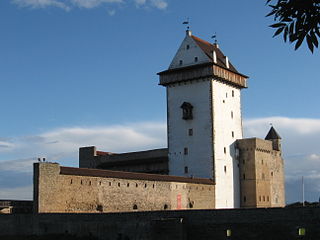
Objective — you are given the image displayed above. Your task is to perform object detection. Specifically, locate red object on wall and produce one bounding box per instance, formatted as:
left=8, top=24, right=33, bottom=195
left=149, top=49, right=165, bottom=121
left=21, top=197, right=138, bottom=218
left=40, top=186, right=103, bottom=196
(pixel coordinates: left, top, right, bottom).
left=177, top=194, right=182, bottom=210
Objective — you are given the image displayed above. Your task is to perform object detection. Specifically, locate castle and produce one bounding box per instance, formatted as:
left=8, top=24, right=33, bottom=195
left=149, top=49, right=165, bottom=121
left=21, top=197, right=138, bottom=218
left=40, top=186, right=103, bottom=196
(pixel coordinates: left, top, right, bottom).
left=33, top=30, right=285, bottom=214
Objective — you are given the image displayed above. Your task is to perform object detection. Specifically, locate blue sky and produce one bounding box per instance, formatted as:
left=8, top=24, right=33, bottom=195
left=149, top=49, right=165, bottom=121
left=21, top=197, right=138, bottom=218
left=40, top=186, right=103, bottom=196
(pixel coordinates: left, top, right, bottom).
left=0, top=0, right=320, bottom=203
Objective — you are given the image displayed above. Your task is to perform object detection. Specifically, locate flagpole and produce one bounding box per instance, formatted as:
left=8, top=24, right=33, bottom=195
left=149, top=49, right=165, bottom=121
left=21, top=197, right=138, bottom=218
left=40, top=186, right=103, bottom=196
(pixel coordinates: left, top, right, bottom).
left=302, top=176, right=305, bottom=207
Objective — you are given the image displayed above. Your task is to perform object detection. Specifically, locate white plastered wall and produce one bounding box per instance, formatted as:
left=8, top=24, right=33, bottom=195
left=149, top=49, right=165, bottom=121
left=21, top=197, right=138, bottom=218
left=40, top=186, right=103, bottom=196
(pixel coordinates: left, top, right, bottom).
left=169, top=34, right=210, bottom=70
left=167, top=80, right=213, bottom=179
left=212, top=79, right=242, bottom=208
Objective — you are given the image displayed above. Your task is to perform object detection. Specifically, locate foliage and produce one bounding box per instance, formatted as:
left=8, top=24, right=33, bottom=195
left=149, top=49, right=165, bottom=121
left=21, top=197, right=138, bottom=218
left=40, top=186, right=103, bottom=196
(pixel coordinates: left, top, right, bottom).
left=266, top=0, right=320, bottom=52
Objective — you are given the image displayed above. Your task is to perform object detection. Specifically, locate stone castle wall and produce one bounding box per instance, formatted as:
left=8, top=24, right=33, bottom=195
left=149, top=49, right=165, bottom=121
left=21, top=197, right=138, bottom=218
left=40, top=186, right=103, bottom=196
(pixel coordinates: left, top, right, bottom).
left=1, top=207, right=319, bottom=240
left=237, top=138, right=285, bottom=208
left=34, top=163, right=215, bottom=213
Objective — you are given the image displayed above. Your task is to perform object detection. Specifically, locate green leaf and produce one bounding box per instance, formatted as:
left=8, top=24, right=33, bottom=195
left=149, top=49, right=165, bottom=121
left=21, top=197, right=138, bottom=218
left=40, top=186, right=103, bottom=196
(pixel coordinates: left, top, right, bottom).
left=289, top=22, right=294, bottom=34
left=310, top=31, right=318, bottom=48
left=282, top=17, right=292, bottom=22
left=273, top=27, right=285, bottom=37
left=266, top=10, right=277, bottom=17
left=315, top=27, right=320, bottom=38
left=306, top=34, right=314, bottom=53
left=284, top=26, right=288, bottom=42
left=270, top=23, right=287, bottom=28
left=294, top=37, right=304, bottom=50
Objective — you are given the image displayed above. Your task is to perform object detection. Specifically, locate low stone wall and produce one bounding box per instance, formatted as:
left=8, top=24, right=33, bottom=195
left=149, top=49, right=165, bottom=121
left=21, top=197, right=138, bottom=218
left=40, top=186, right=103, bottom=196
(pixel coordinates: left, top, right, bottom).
left=0, top=207, right=319, bottom=240
left=34, top=163, right=215, bottom=213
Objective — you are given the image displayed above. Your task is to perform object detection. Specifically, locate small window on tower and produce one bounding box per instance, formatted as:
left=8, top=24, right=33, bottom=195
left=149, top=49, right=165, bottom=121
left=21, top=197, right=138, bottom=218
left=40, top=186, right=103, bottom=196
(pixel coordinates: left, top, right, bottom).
left=194, top=57, right=198, bottom=62
left=184, top=147, right=188, bottom=155
left=232, top=131, right=234, bottom=138
left=243, top=196, right=246, bottom=202
left=243, top=174, right=246, bottom=180
left=231, top=111, right=234, bottom=119
left=224, top=147, right=227, bottom=154
left=184, top=166, right=189, bottom=173
left=232, top=90, right=234, bottom=97
left=224, top=165, right=227, bottom=173
left=188, top=128, right=193, bottom=136
left=179, top=60, right=183, bottom=65
left=186, top=45, right=190, bottom=50
left=180, top=102, right=193, bottom=120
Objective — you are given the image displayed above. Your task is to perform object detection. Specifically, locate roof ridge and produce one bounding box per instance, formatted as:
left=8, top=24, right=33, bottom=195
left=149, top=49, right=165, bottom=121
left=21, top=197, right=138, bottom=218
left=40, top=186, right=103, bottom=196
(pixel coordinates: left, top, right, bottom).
left=191, top=35, right=213, bottom=48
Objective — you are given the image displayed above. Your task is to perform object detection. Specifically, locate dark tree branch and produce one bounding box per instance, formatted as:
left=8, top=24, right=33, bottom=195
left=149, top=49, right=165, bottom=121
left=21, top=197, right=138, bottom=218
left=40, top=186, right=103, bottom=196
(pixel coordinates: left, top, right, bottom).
left=266, top=0, right=320, bottom=52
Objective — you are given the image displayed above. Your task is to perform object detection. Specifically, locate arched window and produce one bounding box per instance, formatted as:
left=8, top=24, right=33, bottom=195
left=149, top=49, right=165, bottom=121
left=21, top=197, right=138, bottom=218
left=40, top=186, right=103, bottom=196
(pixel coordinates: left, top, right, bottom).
left=180, top=102, right=193, bottom=120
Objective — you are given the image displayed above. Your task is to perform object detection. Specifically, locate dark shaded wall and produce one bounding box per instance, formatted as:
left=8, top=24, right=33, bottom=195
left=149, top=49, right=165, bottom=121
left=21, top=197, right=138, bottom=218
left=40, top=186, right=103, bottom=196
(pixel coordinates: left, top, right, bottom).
left=0, top=207, right=319, bottom=240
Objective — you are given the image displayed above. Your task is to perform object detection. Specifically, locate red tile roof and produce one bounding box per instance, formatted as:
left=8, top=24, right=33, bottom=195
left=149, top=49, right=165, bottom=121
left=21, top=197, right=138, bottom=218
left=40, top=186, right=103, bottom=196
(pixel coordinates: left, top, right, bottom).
left=60, top=166, right=214, bottom=185
left=191, top=35, right=238, bottom=73
left=96, top=151, right=115, bottom=156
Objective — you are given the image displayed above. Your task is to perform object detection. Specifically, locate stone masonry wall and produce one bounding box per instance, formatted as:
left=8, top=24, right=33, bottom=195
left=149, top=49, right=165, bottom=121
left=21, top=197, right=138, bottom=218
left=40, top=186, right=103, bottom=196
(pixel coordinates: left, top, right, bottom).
left=1, top=207, right=320, bottom=240
left=237, top=138, right=285, bottom=208
left=34, top=163, right=215, bottom=213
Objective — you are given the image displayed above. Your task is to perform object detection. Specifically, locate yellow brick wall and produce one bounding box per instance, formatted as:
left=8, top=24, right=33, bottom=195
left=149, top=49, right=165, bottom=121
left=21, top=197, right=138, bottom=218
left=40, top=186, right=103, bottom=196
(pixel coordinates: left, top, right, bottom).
left=34, top=163, right=215, bottom=213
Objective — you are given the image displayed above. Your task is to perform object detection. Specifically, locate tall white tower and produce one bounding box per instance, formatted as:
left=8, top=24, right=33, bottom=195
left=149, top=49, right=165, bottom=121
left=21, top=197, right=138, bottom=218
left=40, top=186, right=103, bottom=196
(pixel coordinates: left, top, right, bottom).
left=158, top=30, right=248, bottom=208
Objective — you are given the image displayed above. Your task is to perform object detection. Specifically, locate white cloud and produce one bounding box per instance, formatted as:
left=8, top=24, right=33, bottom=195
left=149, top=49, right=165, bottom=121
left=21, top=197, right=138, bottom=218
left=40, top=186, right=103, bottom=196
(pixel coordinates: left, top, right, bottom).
left=0, top=122, right=166, bottom=166
left=245, top=117, right=320, bottom=136
left=134, top=0, right=167, bottom=9
left=309, top=154, right=320, bottom=161
left=70, top=0, right=122, bottom=9
left=0, top=185, right=32, bottom=200
left=0, top=140, right=15, bottom=152
left=134, top=0, right=146, bottom=5
left=11, top=0, right=168, bottom=11
left=12, top=0, right=71, bottom=11
left=151, top=0, right=167, bottom=9
left=0, top=158, right=35, bottom=173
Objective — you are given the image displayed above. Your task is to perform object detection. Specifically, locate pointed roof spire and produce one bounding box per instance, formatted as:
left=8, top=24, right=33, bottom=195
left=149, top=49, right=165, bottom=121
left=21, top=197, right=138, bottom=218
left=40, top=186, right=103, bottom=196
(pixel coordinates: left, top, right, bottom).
left=265, top=126, right=281, bottom=140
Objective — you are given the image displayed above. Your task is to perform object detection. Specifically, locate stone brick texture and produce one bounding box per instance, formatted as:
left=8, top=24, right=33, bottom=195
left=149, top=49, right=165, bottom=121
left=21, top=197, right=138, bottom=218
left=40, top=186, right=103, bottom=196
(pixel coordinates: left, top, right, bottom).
left=34, top=163, right=215, bottom=213
left=237, top=138, right=285, bottom=208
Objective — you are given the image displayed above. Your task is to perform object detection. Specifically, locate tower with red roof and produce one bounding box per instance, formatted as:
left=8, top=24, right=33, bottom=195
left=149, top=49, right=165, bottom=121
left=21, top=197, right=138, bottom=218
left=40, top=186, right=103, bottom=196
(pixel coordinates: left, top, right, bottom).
left=158, top=30, right=249, bottom=208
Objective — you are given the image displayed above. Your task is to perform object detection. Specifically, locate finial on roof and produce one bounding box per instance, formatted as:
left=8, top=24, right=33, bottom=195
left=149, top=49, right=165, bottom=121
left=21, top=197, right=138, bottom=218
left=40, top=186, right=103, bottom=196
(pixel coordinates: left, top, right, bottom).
left=211, top=32, right=219, bottom=48
left=182, top=18, right=191, bottom=36
left=211, top=32, right=218, bottom=44
left=265, top=126, right=281, bottom=140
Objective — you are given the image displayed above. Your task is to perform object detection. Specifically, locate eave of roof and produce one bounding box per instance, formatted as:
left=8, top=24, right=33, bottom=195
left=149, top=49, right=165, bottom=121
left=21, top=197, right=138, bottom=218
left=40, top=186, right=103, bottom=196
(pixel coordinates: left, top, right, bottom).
left=60, top=166, right=214, bottom=185
left=157, top=62, right=249, bottom=79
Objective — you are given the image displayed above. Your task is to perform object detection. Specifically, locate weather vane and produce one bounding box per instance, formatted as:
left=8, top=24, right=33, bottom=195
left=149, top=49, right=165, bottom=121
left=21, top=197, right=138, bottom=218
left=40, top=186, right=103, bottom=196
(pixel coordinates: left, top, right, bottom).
left=182, top=18, right=190, bottom=30
left=211, top=32, right=218, bottom=44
